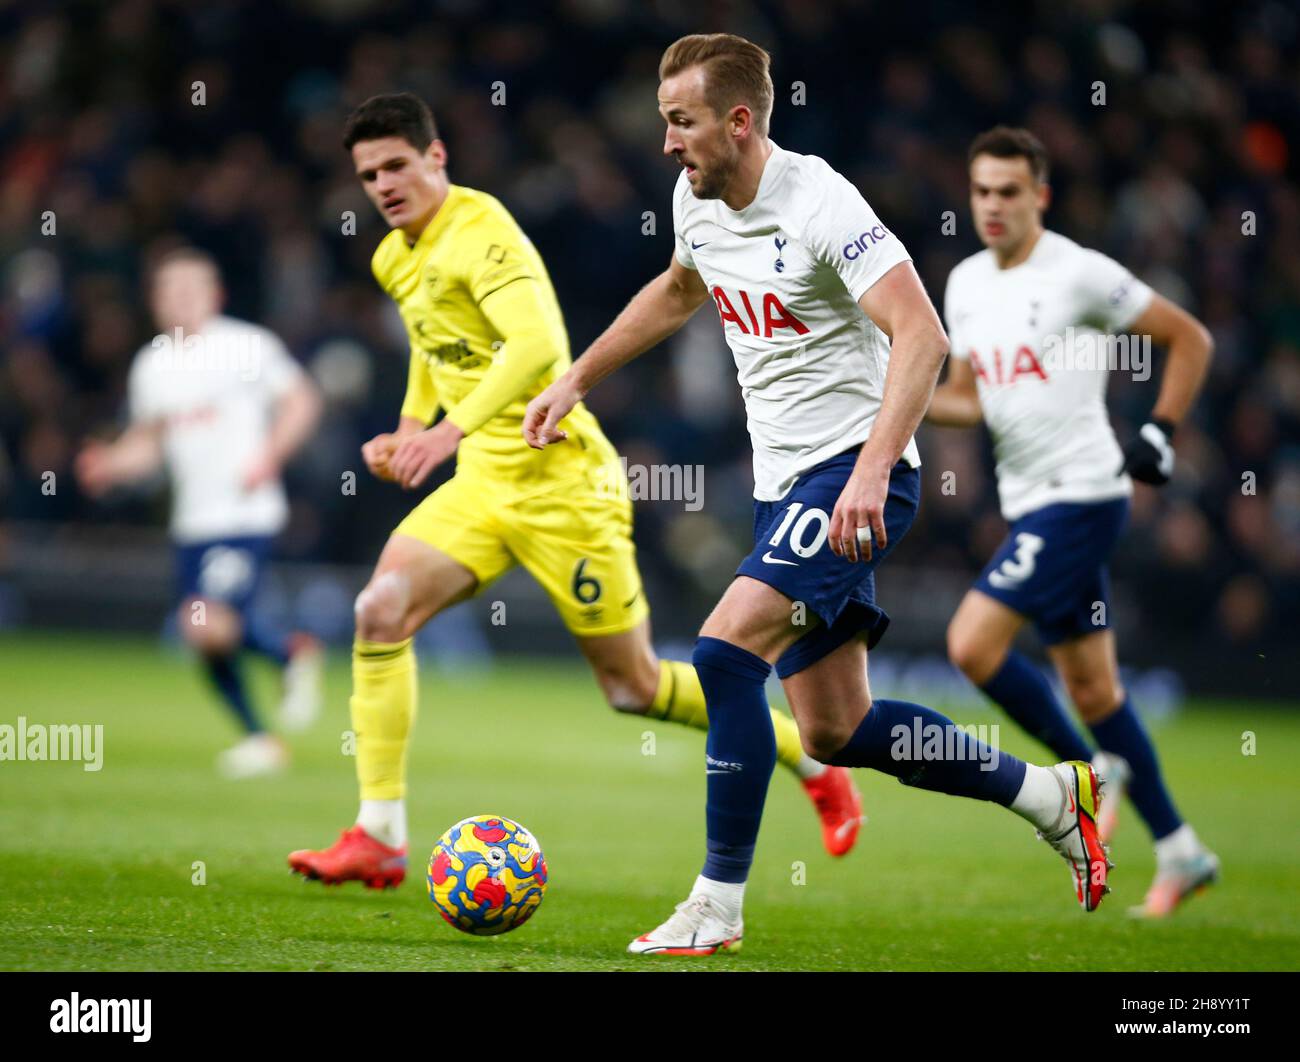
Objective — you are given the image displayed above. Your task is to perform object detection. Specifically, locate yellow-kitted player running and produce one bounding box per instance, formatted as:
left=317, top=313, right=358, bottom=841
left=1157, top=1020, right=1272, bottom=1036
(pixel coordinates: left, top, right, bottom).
left=289, top=93, right=861, bottom=888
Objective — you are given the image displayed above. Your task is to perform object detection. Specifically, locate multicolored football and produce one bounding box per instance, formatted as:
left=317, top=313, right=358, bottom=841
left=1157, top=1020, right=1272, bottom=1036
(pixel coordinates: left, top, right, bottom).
left=426, top=815, right=548, bottom=936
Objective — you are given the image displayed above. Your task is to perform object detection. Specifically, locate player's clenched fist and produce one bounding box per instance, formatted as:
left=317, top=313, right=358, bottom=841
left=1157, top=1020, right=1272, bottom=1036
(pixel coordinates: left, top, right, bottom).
left=361, top=432, right=401, bottom=482
left=829, top=462, right=890, bottom=564
left=523, top=379, right=582, bottom=449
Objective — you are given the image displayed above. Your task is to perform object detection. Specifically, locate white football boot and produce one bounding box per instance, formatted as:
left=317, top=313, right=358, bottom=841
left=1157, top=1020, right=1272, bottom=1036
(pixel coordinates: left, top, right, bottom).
left=1130, top=845, right=1220, bottom=918
left=217, top=733, right=288, bottom=779
left=1037, top=761, right=1112, bottom=911
left=627, top=894, right=743, bottom=956
left=279, top=635, right=324, bottom=733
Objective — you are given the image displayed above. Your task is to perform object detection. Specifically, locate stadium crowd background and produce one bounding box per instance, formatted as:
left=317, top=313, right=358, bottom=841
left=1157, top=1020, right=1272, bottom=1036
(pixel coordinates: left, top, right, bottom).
left=1, top=0, right=1297, bottom=694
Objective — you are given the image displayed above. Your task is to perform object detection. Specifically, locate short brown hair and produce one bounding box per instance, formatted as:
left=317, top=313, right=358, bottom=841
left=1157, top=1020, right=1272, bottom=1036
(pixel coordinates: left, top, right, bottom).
left=659, top=33, right=774, bottom=136
left=343, top=92, right=438, bottom=152
left=968, top=125, right=1050, bottom=184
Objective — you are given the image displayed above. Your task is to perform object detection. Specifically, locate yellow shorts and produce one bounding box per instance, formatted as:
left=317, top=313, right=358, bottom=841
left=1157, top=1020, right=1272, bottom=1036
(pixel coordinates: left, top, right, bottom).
left=393, top=460, right=649, bottom=638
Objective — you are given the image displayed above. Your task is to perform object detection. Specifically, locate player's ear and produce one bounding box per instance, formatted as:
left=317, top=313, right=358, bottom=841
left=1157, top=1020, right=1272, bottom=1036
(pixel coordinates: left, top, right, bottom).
left=1037, top=181, right=1051, bottom=213
left=426, top=139, right=448, bottom=168
left=729, top=104, right=752, bottom=141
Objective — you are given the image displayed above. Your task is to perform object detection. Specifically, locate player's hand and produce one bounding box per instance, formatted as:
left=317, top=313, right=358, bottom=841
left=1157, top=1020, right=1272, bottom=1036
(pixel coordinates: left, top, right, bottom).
left=389, top=420, right=463, bottom=490
left=829, top=459, right=891, bottom=563
left=241, top=450, right=281, bottom=491
left=361, top=433, right=401, bottom=481
left=1119, top=420, right=1175, bottom=485
left=523, top=378, right=582, bottom=449
left=74, top=441, right=116, bottom=498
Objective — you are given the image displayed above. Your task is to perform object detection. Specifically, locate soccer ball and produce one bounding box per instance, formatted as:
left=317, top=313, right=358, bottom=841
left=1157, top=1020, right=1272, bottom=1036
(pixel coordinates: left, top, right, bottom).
left=426, top=814, right=548, bottom=935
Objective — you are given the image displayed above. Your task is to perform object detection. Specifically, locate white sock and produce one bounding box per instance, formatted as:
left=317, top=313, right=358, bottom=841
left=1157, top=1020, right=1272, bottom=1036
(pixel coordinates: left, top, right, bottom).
left=795, top=755, right=827, bottom=780
left=1010, top=764, right=1067, bottom=833
left=690, top=874, right=744, bottom=923
left=1154, top=824, right=1199, bottom=870
left=356, top=799, right=406, bottom=849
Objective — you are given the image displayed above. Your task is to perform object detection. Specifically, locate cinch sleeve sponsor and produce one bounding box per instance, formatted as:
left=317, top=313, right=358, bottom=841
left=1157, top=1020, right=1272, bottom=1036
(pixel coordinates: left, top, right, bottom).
left=804, top=171, right=911, bottom=302
left=1076, top=249, right=1154, bottom=333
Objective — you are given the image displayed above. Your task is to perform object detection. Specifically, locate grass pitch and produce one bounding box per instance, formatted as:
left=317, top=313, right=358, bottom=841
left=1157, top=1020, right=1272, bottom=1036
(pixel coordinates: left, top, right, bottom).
left=2, top=633, right=1297, bottom=971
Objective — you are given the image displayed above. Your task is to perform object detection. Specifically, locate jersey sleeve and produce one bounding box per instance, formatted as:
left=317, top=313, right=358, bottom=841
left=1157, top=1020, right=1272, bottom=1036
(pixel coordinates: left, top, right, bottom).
left=127, top=346, right=162, bottom=423
left=400, top=347, right=439, bottom=425
left=672, top=172, right=697, bottom=271
left=441, top=276, right=562, bottom=437
left=943, top=269, right=968, bottom=361
left=1076, top=250, right=1154, bottom=332
left=460, top=213, right=540, bottom=305
left=803, top=170, right=910, bottom=301
left=256, top=329, right=303, bottom=399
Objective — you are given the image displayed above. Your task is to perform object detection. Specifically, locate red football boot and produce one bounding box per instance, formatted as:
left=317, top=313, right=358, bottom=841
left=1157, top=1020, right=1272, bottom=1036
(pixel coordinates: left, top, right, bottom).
left=801, top=766, right=865, bottom=857
left=288, top=825, right=407, bottom=889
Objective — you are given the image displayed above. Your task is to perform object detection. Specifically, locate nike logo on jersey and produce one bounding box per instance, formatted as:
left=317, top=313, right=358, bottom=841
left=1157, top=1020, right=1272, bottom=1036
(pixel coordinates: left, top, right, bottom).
left=691, top=240, right=709, bottom=250
left=761, top=552, right=798, bottom=566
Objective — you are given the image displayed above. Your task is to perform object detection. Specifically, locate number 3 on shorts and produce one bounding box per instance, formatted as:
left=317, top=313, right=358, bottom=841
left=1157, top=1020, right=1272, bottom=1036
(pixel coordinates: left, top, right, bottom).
left=987, top=532, right=1045, bottom=590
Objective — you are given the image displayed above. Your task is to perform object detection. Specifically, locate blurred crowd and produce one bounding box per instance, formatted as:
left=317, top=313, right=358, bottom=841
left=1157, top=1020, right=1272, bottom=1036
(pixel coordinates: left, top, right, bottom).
left=1, top=0, right=1298, bottom=662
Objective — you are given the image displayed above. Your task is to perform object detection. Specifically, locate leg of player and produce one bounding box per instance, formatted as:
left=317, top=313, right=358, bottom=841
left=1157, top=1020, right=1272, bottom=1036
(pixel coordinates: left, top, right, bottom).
left=288, top=533, right=477, bottom=889
left=574, top=619, right=864, bottom=858
left=1049, top=630, right=1219, bottom=917
left=627, top=576, right=1107, bottom=956
left=240, top=606, right=324, bottom=734
left=780, top=632, right=1109, bottom=915
left=948, top=589, right=1096, bottom=765
left=179, top=596, right=287, bottom=779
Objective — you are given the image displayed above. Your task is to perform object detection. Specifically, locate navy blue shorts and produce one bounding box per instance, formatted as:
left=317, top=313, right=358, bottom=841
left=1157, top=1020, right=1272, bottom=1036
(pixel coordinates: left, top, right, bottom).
left=973, top=497, right=1129, bottom=645
left=174, top=535, right=274, bottom=617
left=736, top=452, right=921, bottom=678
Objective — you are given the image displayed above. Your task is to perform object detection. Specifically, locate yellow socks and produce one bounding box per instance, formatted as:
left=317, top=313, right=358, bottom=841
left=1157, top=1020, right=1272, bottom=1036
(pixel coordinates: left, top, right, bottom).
left=647, top=658, right=807, bottom=773
left=351, top=638, right=417, bottom=801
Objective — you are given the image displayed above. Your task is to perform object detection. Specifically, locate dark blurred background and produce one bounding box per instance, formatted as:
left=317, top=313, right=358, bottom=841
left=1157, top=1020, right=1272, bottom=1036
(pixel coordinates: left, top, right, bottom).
left=1, top=0, right=1297, bottom=698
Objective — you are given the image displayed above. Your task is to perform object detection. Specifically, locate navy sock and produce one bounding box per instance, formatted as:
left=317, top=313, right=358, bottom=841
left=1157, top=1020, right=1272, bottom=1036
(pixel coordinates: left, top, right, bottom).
left=242, top=615, right=291, bottom=666
left=980, top=651, right=1093, bottom=762
left=1088, top=696, right=1182, bottom=840
left=693, top=636, right=776, bottom=885
left=829, top=698, right=1026, bottom=806
left=204, top=654, right=262, bottom=734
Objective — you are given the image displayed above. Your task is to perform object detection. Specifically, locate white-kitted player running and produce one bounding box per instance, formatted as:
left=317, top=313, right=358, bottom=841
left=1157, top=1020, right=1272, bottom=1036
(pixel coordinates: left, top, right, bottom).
left=928, top=126, right=1218, bottom=917
left=527, top=35, right=1116, bottom=957
left=76, top=247, right=324, bottom=778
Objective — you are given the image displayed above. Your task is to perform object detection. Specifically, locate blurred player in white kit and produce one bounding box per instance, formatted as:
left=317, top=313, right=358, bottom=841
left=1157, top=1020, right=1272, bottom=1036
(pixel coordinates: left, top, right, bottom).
left=76, top=247, right=324, bottom=778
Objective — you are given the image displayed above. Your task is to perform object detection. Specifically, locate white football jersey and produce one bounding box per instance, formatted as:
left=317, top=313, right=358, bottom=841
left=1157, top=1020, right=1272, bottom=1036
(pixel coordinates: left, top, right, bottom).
left=944, top=230, right=1154, bottom=520
left=128, top=314, right=303, bottom=542
left=673, top=142, right=918, bottom=501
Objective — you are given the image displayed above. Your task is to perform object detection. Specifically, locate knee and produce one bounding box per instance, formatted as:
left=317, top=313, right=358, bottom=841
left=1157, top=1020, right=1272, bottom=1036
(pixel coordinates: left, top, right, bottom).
left=1067, top=674, right=1123, bottom=722
left=354, top=571, right=414, bottom=643
left=798, top=712, right=859, bottom=764
left=947, top=623, right=995, bottom=685
left=594, top=658, right=660, bottom=715
left=179, top=599, right=240, bottom=656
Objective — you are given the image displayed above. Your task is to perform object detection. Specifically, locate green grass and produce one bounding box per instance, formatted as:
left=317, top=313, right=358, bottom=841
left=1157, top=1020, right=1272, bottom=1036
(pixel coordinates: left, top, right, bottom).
left=1, top=632, right=1297, bottom=971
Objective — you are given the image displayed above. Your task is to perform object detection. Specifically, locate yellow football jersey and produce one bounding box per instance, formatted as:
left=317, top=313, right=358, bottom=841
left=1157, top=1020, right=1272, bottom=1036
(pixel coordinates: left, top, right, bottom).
left=371, top=184, right=616, bottom=493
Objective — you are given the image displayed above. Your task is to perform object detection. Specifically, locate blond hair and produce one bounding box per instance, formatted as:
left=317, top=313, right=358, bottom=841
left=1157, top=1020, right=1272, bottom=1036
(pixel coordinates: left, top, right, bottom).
left=659, top=33, right=774, bottom=136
